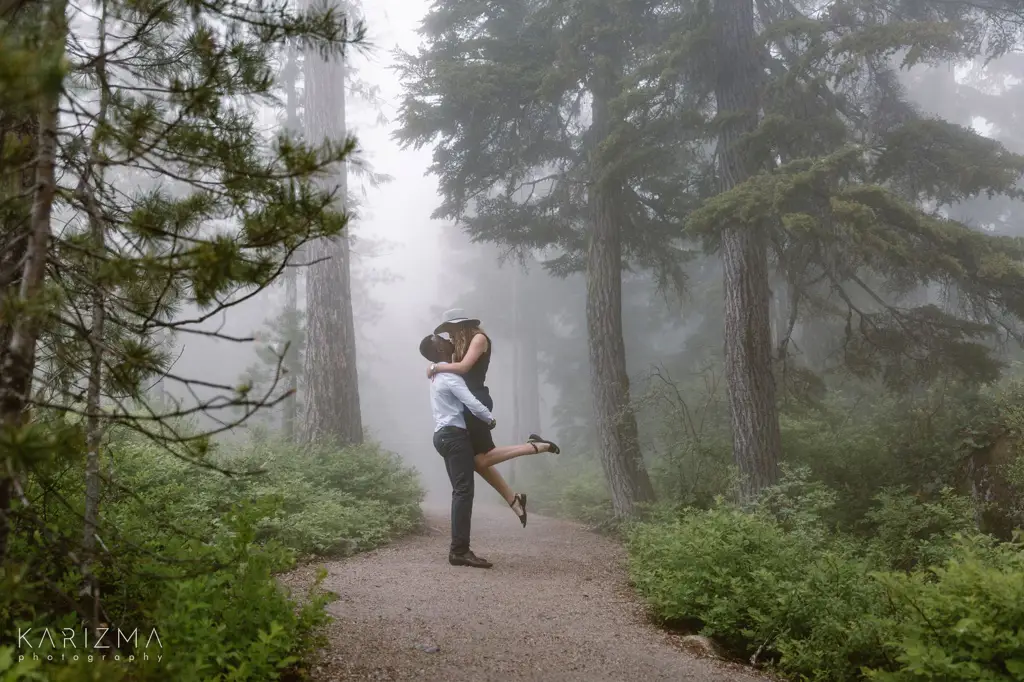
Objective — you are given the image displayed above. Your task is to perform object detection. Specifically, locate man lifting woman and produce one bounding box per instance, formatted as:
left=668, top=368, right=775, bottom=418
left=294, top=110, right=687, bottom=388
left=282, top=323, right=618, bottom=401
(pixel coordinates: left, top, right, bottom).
left=420, top=309, right=559, bottom=568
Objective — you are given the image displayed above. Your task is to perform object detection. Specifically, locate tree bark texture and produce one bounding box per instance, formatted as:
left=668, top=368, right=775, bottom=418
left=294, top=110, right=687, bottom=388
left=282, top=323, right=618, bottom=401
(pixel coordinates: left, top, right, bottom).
left=586, top=185, right=656, bottom=517
left=586, top=67, right=656, bottom=517
left=283, top=263, right=299, bottom=441
left=299, top=8, right=363, bottom=446
left=509, top=265, right=542, bottom=437
left=510, top=268, right=521, bottom=485
left=83, top=215, right=105, bottom=557
left=282, top=41, right=300, bottom=442
left=0, top=107, right=36, bottom=564
left=714, top=0, right=782, bottom=501
left=83, top=3, right=109, bottom=574
left=0, top=37, right=61, bottom=560
left=519, top=322, right=541, bottom=436
left=82, top=198, right=105, bottom=628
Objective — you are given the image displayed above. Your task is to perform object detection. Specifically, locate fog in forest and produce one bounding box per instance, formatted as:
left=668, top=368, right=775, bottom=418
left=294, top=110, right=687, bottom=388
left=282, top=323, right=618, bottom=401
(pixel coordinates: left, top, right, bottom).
left=163, top=0, right=563, bottom=501
left=158, top=1, right=1024, bottom=507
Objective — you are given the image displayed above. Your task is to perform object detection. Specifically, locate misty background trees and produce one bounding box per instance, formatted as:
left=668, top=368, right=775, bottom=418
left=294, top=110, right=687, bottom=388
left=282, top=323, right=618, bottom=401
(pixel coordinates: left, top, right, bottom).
left=396, top=0, right=1024, bottom=514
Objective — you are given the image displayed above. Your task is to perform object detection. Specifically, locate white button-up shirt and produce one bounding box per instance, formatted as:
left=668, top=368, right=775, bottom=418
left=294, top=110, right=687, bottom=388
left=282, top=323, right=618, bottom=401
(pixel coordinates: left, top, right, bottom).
left=430, top=364, right=494, bottom=432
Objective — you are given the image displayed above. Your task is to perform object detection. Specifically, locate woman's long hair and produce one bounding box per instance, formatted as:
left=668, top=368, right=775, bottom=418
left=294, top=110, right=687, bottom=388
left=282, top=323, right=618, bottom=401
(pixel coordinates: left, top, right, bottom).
left=451, top=325, right=486, bottom=362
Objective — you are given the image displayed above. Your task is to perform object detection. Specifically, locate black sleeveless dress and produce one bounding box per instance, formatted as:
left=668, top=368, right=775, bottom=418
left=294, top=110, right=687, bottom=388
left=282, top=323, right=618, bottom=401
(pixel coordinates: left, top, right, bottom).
left=462, top=333, right=494, bottom=454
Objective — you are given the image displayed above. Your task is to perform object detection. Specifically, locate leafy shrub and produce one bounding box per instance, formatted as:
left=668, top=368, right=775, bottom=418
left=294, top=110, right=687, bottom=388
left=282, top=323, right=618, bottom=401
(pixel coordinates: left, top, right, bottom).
left=137, top=503, right=332, bottom=682
left=106, top=434, right=424, bottom=557
left=218, top=438, right=424, bottom=556
left=754, top=465, right=841, bottom=541
left=627, top=472, right=1021, bottom=681
left=778, top=390, right=978, bottom=527
left=627, top=504, right=897, bottom=680
left=867, top=537, right=1024, bottom=682
left=3, top=430, right=424, bottom=681
left=861, top=487, right=978, bottom=571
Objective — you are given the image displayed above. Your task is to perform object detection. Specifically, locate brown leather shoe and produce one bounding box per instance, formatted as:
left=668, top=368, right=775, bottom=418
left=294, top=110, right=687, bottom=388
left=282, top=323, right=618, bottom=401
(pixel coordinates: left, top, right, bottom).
left=449, top=550, right=493, bottom=568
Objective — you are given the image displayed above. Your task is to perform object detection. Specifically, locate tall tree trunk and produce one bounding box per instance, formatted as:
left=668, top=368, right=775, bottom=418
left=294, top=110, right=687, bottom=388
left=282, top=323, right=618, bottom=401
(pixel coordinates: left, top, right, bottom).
left=0, top=15, right=62, bottom=559
left=586, top=186, right=656, bottom=517
left=586, top=67, right=656, bottom=517
left=516, top=264, right=541, bottom=435
left=299, top=5, right=362, bottom=446
left=82, top=9, right=109, bottom=624
left=82, top=208, right=105, bottom=627
left=0, top=119, right=35, bottom=566
left=714, top=0, right=781, bottom=501
left=283, top=264, right=298, bottom=441
left=281, top=40, right=300, bottom=442
left=509, top=267, right=521, bottom=485
left=510, top=295, right=542, bottom=489
left=0, top=0, right=39, bottom=569
left=520, top=330, right=541, bottom=434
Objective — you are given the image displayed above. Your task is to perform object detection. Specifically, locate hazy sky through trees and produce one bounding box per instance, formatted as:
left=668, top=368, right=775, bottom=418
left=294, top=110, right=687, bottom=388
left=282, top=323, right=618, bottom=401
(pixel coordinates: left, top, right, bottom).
left=167, top=0, right=459, bottom=497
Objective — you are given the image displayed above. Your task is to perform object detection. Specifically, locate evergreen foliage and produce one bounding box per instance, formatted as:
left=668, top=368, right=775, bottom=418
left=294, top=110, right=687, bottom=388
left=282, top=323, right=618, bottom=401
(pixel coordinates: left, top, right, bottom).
left=0, top=0, right=425, bottom=678
left=1, top=428, right=422, bottom=680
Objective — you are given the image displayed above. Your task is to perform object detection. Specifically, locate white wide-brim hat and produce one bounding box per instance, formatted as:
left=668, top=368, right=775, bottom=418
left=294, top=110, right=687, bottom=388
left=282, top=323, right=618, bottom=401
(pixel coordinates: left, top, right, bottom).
left=433, top=308, right=481, bottom=335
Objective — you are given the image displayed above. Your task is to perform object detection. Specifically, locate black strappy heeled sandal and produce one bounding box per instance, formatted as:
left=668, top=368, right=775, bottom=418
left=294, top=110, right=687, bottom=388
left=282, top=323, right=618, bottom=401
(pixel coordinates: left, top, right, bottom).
left=528, top=433, right=560, bottom=455
left=510, top=493, right=527, bottom=528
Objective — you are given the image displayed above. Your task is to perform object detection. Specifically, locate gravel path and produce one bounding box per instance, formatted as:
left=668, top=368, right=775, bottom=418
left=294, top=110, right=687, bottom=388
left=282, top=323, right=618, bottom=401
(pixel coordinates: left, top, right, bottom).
left=285, top=502, right=763, bottom=682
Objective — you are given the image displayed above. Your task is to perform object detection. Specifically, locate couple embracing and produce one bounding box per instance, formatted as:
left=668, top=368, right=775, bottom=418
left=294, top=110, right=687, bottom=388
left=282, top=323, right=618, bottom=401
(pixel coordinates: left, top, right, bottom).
left=419, top=309, right=560, bottom=569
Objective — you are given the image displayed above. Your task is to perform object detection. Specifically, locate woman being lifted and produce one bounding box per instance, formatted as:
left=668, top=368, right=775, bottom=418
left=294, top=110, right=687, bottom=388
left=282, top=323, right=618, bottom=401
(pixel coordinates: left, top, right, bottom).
left=428, top=309, right=559, bottom=527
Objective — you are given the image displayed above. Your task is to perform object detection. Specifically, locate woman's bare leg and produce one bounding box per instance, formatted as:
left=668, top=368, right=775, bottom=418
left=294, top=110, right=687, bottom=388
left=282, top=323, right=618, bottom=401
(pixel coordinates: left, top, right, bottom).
left=475, top=462, right=514, bottom=504
left=475, top=459, right=525, bottom=517
left=475, top=442, right=550, bottom=470
left=472, top=442, right=555, bottom=519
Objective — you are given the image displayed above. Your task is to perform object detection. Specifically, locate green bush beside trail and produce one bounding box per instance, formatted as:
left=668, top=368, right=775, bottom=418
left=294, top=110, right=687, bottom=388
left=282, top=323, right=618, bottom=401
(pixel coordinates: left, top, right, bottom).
left=626, top=470, right=1024, bottom=681
left=1, top=431, right=424, bottom=681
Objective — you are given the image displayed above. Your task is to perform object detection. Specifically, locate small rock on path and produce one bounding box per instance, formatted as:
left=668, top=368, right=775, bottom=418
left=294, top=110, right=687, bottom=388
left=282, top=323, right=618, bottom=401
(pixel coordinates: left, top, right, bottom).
left=283, top=502, right=763, bottom=681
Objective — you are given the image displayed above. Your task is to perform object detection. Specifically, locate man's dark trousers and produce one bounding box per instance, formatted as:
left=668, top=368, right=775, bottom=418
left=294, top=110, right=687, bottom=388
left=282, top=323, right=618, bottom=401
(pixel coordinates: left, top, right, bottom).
left=432, top=426, right=475, bottom=554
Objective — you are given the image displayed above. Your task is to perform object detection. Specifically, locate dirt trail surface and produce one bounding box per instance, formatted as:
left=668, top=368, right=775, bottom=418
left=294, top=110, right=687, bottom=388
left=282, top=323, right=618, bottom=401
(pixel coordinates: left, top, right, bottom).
left=283, top=502, right=762, bottom=682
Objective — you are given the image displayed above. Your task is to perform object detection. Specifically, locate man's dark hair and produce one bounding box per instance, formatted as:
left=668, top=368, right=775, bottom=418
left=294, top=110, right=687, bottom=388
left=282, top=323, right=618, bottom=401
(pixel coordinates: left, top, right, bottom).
left=419, top=334, right=451, bottom=362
